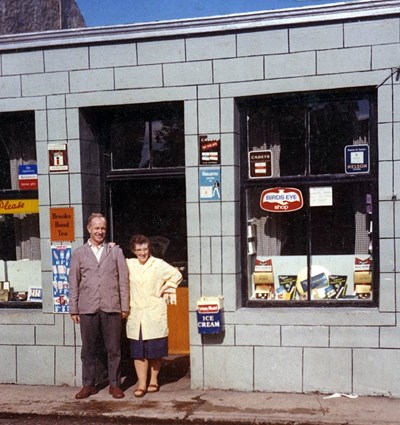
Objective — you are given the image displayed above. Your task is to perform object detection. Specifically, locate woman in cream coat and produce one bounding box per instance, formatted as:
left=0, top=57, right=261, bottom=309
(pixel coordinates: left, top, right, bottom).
left=126, top=234, right=182, bottom=397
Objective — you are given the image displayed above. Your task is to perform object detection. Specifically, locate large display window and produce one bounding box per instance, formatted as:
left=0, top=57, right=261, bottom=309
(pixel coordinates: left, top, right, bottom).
left=240, top=89, right=378, bottom=305
left=0, top=112, right=41, bottom=306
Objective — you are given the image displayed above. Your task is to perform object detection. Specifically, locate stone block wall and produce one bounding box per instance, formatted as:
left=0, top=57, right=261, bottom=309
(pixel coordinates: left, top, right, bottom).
left=0, top=4, right=398, bottom=395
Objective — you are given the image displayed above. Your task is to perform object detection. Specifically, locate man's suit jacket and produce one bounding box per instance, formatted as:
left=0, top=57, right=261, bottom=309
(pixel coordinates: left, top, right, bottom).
left=69, top=242, right=129, bottom=315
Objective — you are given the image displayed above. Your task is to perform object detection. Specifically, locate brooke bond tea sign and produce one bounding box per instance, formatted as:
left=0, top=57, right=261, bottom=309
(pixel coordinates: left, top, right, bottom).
left=260, top=187, right=303, bottom=212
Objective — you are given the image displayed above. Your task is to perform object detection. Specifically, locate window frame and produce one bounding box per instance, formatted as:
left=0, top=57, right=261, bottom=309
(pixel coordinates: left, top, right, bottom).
left=0, top=111, right=41, bottom=308
left=238, top=88, right=379, bottom=308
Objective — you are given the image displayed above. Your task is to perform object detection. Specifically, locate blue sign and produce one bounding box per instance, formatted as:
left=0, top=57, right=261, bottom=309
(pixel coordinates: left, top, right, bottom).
left=18, top=164, right=37, bottom=175
left=344, top=145, right=370, bottom=174
left=197, top=310, right=223, bottom=334
left=18, top=164, right=38, bottom=190
left=199, top=168, right=221, bottom=201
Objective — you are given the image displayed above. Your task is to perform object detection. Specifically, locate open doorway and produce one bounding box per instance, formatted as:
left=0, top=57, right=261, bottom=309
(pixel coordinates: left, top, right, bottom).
left=80, top=101, right=189, bottom=361
left=109, top=176, right=189, bottom=357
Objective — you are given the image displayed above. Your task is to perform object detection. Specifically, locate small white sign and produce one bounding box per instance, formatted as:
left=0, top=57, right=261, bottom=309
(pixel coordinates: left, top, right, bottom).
left=309, top=186, right=333, bottom=207
left=350, top=151, right=364, bottom=164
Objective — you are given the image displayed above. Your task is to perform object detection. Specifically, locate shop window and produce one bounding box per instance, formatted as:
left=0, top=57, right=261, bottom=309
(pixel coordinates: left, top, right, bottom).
left=239, top=89, right=377, bottom=305
left=0, top=112, right=41, bottom=306
left=85, top=102, right=185, bottom=171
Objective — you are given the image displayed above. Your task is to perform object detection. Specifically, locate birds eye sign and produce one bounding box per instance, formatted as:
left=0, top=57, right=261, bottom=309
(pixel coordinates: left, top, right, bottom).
left=260, top=187, right=303, bottom=212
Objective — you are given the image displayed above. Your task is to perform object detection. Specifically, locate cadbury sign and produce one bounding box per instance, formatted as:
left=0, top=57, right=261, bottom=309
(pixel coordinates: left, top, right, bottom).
left=260, top=187, right=303, bottom=212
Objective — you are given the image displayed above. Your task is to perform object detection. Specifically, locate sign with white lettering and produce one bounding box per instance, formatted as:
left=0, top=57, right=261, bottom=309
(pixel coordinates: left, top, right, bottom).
left=249, top=150, right=272, bottom=178
left=48, top=143, right=69, bottom=172
left=197, top=310, right=223, bottom=334
left=18, top=164, right=38, bottom=190
left=28, top=286, right=42, bottom=302
left=260, top=187, right=303, bottom=212
left=199, top=135, right=220, bottom=165
left=345, top=144, right=370, bottom=174
left=199, top=168, right=221, bottom=201
left=197, top=297, right=224, bottom=334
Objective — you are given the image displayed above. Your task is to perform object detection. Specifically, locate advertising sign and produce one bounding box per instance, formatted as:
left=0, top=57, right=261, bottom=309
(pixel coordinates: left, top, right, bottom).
left=344, top=144, right=370, bottom=174
left=196, top=296, right=224, bottom=334
left=0, top=199, right=39, bottom=214
left=52, top=245, right=71, bottom=313
left=50, top=207, right=75, bottom=242
left=249, top=150, right=272, bottom=178
left=18, top=164, right=38, bottom=190
left=199, top=135, right=220, bottom=165
left=199, top=168, right=221, bottom=201
left=48, top=143, right=69, bottom=172
left=260, top=187, right=303, bottom=212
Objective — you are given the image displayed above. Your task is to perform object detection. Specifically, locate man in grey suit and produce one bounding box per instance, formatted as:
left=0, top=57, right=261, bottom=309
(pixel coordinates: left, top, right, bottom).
left=70, top=213, right=129, bottom=399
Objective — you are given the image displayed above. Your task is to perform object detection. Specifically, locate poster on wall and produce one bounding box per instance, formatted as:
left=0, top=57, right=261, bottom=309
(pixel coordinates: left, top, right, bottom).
left=52, top=245, right=71, bottom=313
left=199, top=168, right=221, bottom=201
left=48, top=143, right=69, bottom=172
left=199, top=135, right=220, bottom=165
left=50, top=207, right=75, bottom=242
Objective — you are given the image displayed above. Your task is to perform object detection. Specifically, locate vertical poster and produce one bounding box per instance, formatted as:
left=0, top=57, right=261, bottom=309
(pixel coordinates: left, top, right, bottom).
left=200, top=168, right=221, bottom=201
left=52, top=245, right=71, bottom=313
left=199, top=135, right=220, bottom=165
left=48, top=143, right=69, bottom=172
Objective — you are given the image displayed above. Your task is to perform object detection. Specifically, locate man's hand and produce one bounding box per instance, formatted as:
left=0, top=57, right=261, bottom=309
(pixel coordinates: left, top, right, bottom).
left=71, top=314, right=80, bottom=324
left=121, top=311, right=129, bottom=319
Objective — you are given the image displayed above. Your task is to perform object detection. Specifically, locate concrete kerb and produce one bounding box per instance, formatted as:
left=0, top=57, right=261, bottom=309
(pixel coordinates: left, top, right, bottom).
left=1, top=377, right=400, bottom=425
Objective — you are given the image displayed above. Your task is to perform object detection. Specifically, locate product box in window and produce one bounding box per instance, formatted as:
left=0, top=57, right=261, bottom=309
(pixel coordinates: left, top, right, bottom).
left=0, top=289, right=9, bottom=302
left=354, top=257, right=372, bottom=299
left=328, top=275, right=348, bottom=299
left=296, top=266, right=330, bottom=300
left=253, top=257, right=274, bottom=299
left=276, top=275, right=297, bottom=300
left=254, top=284, right=274, bottom=299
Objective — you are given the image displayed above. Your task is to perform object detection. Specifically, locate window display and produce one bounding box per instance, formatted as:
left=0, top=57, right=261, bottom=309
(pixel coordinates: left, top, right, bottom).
left=0, top=112, right=41, bottom=305
left=240, top=89, right=377, bottom=304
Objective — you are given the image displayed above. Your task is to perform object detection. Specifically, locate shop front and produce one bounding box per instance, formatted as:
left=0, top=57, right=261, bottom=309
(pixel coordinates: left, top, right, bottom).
left=0, top=0, right=399, bottom=396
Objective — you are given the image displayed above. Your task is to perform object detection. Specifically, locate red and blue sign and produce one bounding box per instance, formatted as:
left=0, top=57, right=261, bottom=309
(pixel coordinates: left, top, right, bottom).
left=260, top=187, right=303, bottom=212
left=18, top=164, right=38, bottom=190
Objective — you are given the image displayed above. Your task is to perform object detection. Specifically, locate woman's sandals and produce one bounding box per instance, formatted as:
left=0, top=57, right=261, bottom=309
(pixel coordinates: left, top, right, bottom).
left=147, top=384, right=159, bottom=393
left=133, top=388, right=147, bottom=398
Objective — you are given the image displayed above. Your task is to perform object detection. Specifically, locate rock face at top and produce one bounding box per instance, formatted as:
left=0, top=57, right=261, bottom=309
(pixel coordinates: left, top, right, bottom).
left=0, top=0, right=85, bottom=35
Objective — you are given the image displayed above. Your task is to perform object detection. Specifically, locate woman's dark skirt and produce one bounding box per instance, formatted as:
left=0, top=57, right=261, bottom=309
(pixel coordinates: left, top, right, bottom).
left=130, top=328, right=168, bottom=359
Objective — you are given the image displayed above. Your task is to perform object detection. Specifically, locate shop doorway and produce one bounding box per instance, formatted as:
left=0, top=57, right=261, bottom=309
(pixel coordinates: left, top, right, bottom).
left=108, top=177, right=189, bottom=355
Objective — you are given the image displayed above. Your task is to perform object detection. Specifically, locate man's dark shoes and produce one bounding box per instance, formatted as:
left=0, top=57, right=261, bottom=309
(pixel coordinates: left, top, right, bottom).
left=75, top=386, right=97, bottom=399
left=109, top=385, right=125, bottom=399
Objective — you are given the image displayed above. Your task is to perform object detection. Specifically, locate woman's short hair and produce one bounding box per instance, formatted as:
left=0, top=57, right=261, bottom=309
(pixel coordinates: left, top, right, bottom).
left=129, top=234, right=152, bottom=253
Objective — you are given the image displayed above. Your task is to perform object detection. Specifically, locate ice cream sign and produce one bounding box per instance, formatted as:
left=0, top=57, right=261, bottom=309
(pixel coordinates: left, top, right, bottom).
left=260, top=187, right=303, bottom=212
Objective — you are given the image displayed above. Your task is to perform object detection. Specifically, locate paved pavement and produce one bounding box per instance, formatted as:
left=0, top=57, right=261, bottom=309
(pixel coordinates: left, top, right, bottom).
left=1, top=358, right=400, bottom=425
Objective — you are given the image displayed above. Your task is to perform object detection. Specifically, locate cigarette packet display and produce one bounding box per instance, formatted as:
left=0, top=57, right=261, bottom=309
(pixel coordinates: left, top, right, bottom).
left=255, top=284, right=274, bottom=299
left=297, top=272, right=329, bottom=298
left=354, top=271, right=372, bottom=284
left=277, top=275, right=297, bottom=300
left=253, top=272, right=274, bottom=284
left=328, top=275, right=348, bottom=299
left=355, top=284, right=372, bottom=299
